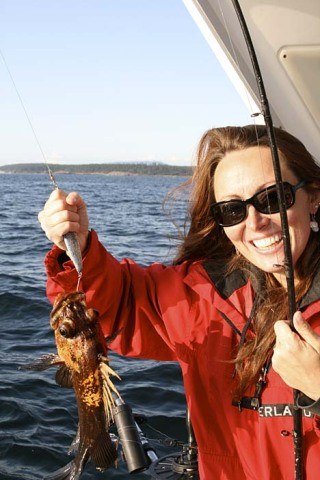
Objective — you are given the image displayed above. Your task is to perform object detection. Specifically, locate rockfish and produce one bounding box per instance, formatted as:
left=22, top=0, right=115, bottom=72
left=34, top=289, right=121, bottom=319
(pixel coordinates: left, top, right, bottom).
left=26, top=291, right=121, bottom=480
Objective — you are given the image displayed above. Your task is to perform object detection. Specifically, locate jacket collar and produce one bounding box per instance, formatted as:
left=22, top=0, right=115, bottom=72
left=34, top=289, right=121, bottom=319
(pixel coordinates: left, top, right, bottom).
left=201, top=259, right=320, bottom=309
left=183, top=261, right=256, bottom=332
left=201, top=260, right=264, bottom=301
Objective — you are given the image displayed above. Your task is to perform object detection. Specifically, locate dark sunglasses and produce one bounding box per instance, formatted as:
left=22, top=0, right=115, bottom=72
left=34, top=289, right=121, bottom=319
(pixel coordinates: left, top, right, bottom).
left=211, top=180, right=306, bottom=227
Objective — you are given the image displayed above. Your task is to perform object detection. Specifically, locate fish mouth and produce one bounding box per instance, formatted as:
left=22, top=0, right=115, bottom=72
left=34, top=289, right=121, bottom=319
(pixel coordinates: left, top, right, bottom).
left=50, top=291, right=86, bottom=329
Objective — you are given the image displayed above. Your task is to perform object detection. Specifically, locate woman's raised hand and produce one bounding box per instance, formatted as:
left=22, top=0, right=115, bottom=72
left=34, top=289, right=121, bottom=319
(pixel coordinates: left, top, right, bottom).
left=38, top=189, right=89, bottom=253
left=273, top=312, right=320, bottom=400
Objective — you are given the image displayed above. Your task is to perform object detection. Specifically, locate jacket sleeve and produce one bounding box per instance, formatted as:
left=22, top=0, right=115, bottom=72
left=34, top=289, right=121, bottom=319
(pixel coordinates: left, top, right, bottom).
left=45, top=230, right=196, bottom=362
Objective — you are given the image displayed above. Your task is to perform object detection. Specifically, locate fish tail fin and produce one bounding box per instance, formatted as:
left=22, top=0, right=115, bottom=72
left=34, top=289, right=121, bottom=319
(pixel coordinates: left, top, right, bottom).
left=44, top=449, right=89, bottom=480
left=44, top=461, right=73, bottom=480
left=90, top=432, right=118, bottom=470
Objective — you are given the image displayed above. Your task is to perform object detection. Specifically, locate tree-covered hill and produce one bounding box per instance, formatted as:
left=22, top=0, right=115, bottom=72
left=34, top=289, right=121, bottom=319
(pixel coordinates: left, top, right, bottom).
left=0, top=162, right=192, bottom=176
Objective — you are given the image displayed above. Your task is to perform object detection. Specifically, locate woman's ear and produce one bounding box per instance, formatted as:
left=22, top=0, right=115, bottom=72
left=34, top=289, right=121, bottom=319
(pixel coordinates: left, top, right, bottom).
left=308, top=189, right=320, bottom=215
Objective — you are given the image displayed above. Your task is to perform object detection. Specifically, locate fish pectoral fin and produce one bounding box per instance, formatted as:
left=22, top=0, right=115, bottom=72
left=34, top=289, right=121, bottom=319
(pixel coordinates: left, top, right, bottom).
left=90, top=431, right=118, bottom=470
left=55, top=365, right=73, bottom=388
left=19, top=353, right=63, bottom=372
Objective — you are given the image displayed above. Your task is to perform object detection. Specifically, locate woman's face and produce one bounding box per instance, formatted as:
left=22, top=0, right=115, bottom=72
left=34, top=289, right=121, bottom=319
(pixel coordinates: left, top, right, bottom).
left=213, top=146, right=314, bottom=284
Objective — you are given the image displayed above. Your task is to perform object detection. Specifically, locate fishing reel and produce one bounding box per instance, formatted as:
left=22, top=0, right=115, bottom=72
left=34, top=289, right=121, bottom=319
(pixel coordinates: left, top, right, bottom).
left=113, top=398, right=158, bottom=473
left=149, top=409, right=199, bottom=480
left=113, top=399, right=199, bottom=479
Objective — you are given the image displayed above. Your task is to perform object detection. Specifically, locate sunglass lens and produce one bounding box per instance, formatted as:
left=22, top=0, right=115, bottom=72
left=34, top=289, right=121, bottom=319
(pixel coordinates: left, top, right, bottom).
left=256, top=187, right=279, bottom=213
left=283, top=183, right=295, bottom=208
left=214, top=201, right=246, bottom=226
left=255, top=183, right=294, bottom=214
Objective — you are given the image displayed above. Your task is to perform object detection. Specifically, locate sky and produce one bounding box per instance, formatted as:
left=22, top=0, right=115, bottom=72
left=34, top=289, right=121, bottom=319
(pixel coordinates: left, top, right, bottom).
left=0, top=0, right=250, bottom=166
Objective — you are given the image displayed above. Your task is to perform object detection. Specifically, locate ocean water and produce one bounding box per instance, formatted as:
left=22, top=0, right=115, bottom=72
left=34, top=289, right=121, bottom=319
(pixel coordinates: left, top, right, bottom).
left=0, top=173, right=191, bottom=479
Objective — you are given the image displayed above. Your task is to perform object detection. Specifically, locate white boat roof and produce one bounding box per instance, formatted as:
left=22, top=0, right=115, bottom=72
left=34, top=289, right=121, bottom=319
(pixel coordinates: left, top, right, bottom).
left=183, top=0, right=320, bottom=162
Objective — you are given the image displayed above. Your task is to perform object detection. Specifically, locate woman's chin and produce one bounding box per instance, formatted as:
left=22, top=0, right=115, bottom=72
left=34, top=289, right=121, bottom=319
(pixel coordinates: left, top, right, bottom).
left=251, top=254, right=286, bottom=274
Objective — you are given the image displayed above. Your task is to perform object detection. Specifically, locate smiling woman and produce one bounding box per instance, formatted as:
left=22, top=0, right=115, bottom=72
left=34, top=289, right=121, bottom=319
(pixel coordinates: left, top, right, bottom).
left=38, top=123, right=320, bottom=479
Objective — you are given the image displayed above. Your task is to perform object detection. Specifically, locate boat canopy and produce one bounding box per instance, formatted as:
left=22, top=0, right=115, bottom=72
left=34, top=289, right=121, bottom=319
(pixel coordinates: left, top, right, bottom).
left=184, top=0, right=320, bottom=162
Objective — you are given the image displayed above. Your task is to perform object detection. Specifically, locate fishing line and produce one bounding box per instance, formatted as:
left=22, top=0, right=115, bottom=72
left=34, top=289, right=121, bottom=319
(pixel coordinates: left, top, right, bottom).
left=217, top=0, right=259, bottom=118
left=0, top=47, right=83, bottom=284
left=0, top=48, right=58, bottom=189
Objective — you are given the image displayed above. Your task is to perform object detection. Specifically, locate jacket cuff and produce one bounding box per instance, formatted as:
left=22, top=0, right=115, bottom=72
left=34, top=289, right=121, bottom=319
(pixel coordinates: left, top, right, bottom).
left=44, top=230, right=100, bottom=297
left=296, top=393, right=320, bottom=415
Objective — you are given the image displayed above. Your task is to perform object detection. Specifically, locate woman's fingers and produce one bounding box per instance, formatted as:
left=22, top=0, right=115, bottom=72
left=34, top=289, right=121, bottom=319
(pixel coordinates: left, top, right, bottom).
left=38, top=189, right=89, bottom=252
left=293, top=311, right=320, bottom=353
left=273, top=313, right=320, bottom=399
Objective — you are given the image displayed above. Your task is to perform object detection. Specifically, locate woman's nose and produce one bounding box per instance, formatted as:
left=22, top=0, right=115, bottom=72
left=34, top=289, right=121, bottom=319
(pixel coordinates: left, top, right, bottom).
left=246, top=205, right=270, bottom=230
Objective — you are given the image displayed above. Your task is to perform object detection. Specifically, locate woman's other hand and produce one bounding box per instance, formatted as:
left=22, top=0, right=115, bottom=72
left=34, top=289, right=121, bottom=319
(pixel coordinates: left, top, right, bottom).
left=273, top=311, right=320, bottom=400
left=38, top=189, right=89, bottom=253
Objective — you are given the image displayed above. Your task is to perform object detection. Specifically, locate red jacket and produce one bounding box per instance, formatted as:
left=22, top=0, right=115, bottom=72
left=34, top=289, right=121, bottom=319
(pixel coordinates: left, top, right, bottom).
left=45, top=231, right=320, bottom=479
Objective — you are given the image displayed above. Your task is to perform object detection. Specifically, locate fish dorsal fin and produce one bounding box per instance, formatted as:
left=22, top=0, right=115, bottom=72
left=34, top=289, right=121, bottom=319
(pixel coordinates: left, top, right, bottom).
left=100, top=360, right=122, bottom=425
left=55, top=365, right=73, bottom=388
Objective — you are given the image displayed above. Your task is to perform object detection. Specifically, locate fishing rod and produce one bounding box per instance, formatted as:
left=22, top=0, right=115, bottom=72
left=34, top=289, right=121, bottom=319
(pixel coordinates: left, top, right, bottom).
left=0, top=48, right=83, bottom=280
left=229, top=1, right=303, bottom=478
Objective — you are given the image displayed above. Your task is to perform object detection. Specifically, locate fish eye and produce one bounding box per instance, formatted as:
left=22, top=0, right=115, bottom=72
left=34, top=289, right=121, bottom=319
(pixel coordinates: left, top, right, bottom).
left=59, top=322, right=75, bottom=338
left=59, top=326, right=68, bottom=337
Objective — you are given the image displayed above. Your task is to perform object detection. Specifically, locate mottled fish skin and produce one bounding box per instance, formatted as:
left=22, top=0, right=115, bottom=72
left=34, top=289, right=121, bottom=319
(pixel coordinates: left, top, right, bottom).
left=45, top=291, right=120, bottom=480
left=63, top=232, right=83, bottom=274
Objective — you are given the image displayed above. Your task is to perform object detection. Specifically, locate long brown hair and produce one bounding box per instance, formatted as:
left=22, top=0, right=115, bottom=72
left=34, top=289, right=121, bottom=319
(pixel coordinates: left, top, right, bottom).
left=174, top=124, right=320, bottom=399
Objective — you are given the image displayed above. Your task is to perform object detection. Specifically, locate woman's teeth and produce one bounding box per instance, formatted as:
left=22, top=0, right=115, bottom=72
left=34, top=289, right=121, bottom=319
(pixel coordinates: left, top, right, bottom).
left=253, top=234, right=282, bottom=249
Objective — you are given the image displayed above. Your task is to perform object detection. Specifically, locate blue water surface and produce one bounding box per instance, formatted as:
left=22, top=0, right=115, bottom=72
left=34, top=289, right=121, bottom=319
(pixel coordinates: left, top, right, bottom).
left=0, top=173, right=191, bottom=479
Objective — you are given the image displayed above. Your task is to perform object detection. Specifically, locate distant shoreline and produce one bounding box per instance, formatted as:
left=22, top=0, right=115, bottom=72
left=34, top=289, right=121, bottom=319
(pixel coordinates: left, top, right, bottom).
left=0, top=162, right=193, bottom=177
